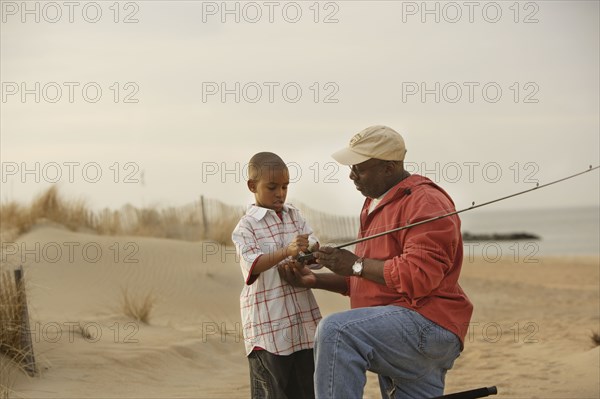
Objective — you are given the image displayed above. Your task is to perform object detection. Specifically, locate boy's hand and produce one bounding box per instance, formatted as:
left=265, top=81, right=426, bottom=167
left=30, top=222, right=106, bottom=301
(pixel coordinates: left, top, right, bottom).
left=296, top=236, right=320, bottom=264
left=278, top=260, right=317, bottom=288
left=308, top=235, right=320, bottom=253
left=286, top=234, right=309, bottom=257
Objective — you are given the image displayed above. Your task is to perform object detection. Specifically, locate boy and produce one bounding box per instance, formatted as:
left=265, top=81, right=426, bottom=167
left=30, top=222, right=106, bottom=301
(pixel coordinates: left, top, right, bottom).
left=231, top=152, right=321, bottom=399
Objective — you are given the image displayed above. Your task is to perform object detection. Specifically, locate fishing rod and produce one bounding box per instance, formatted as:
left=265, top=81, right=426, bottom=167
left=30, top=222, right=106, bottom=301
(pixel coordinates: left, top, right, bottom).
left=297, top=165, right=599, bottom=263
left=432, top=385, right=498, bottom=399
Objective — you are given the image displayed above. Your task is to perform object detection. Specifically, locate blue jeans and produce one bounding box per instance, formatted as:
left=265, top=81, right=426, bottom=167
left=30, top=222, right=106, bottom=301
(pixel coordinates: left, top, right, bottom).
left=314, top=305, right=461, bottom=399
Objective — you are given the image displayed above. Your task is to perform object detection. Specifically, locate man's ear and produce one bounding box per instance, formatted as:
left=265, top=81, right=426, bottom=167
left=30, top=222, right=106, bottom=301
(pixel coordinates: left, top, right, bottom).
left=383, top=161, right=396, bottom=175
left=247, top=179, right=257, bottom=193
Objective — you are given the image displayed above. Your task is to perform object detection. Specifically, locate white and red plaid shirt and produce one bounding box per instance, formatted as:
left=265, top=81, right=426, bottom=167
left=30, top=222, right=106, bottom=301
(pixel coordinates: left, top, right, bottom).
left=232, top=204, right=322, bottom=356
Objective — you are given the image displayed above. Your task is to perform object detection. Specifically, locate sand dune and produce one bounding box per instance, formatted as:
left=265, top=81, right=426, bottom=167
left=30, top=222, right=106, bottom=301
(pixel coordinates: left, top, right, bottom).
left=4, top=225, right=599, bottom=398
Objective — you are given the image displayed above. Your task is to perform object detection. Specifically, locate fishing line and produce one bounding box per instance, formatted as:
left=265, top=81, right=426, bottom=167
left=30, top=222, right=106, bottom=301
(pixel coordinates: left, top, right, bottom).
left=298, top=165, right=599, bottom=263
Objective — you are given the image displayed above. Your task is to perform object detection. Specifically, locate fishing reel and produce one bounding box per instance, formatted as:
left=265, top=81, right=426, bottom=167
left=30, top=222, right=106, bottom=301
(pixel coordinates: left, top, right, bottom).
left=296, top=235, right=320, bottom=268
left=297, top=252, right=316, bottom=264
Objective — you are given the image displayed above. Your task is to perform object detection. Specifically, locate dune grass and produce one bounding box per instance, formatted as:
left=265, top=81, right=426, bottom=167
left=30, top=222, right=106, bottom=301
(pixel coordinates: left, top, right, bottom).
left=0, top=186, right=94, bottom=237
left=1, top=355, right=16, bottom=399
left=591, top=331, right=600, bottom=347
left=0, top=268, right=34, bottom=398
left=0, top=349, right=29, bottom=399
left=120, top=288, right=156, bottom=325
left=0, top=186, right=243, bottom=245
left=1, top=270, right=22, bottom=355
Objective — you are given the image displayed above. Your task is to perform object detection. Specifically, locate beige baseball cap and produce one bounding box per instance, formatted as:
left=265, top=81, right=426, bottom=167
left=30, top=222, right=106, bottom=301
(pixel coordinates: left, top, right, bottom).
left=331, top=125, right=407, bottom=165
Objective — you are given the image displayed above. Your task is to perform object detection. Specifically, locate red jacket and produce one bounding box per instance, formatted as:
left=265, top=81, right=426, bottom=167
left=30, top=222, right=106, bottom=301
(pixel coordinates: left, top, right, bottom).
left=349, top=175, right=473, bottom=345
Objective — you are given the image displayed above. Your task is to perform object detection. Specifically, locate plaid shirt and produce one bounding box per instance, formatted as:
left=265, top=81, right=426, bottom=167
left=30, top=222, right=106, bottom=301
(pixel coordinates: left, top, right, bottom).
left=232, top=204, right=322, bottom=356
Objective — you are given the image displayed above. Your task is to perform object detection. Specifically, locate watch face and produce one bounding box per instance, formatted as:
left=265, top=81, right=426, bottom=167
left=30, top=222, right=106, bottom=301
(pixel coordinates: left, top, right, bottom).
left=352, top=261, right=363, bottom=275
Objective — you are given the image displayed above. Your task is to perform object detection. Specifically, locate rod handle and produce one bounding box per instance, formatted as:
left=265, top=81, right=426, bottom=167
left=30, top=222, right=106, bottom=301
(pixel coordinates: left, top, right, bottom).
left=431, top=386, right=498, bottom=399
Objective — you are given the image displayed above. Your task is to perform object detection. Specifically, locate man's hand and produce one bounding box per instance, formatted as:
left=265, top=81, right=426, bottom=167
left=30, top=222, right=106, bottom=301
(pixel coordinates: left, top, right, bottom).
left=278, top=259, right=317, bottom=288
left=314, top=247, right=359, bottom=276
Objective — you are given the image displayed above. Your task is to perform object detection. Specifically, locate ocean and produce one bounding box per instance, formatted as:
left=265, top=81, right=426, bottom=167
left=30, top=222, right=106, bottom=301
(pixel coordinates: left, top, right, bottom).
left=459, top=206, right=600, bottom=257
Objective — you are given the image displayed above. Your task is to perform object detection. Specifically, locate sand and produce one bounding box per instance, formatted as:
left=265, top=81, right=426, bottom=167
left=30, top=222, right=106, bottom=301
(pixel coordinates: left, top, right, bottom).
left=3, top=224, right=599, bottom=398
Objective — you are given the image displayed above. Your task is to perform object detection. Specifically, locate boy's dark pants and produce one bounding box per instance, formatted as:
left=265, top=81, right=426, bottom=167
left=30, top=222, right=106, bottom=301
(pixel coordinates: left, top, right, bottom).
left=248, top=349, right=315, bottom=399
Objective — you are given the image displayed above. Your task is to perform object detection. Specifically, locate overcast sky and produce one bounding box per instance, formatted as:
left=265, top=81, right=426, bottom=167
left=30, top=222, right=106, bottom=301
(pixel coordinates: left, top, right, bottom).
left=1, top=0, right=598, bottom=215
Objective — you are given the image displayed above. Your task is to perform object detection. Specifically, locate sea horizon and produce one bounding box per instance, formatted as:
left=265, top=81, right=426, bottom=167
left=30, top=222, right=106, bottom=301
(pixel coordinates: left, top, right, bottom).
left=459, top=205, right=599, bottom=257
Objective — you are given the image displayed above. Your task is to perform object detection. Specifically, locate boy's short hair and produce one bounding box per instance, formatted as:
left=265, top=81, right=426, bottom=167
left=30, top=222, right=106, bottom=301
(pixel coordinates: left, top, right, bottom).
left=248, top=152, right=287, bottom=181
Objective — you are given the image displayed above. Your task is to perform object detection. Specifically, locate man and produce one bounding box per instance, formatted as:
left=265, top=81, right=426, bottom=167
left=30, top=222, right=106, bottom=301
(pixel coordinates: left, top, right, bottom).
left=279, top=125, right=473, bottom=399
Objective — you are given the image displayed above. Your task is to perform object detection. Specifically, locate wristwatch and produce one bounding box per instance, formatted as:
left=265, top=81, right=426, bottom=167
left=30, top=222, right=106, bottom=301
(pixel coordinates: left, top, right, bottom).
left=352, top=258, right=364, bottom=277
